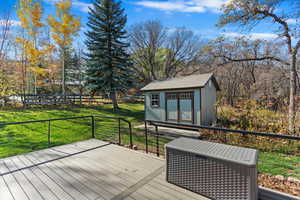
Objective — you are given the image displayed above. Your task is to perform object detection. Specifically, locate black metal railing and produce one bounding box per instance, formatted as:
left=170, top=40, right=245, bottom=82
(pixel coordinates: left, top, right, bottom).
left=144, top=120, right=300, bottom=157
left=0, top=115, right=133, bottom=155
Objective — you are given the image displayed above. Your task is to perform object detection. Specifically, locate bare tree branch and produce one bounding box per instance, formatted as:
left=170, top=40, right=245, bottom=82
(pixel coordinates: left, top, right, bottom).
left=216, top=55, right=289, bottom=66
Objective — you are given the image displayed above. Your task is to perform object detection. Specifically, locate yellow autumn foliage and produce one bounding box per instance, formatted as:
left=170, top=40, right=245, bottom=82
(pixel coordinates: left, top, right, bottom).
left=56, top=0, right=71, bottom=14
left=16, top=37, right=54, bottom=71
left=47, top=0, right=81, bottom=48
left=17, top=0, right=30, bottom=29
left=16, top=0, right=54, bottom=77
left=31, top=2, right=43, bottom=28
left=17, top=0, right=44, bottom=37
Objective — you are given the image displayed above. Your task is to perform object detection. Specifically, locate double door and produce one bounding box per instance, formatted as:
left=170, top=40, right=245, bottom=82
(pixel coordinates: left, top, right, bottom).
left=166, top=92, right=194, bottom=124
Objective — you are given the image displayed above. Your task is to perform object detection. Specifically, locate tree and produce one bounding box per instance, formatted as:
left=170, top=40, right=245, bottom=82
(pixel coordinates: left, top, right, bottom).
left=217, top=0, right=300, bottom=134
left=129, top=20, right=202, bottom=84
left=0, top=68, right=17, bottom=101
left=47, top=0, right=81, bottom=94
left=85, top=0, right=133, bottom=110
left=129, top=20, right=167, bottom=82
left=0, top=12, right=12, bottom=69
left=0, top=12, right=18, bottom=102
left=16, top=0, right=53, bottom=94
left=65, top=48, right=86, bottom=94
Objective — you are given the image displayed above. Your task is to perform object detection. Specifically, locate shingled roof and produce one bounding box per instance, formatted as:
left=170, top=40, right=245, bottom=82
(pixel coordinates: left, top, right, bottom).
left=141, top=73, right=220, bottom=91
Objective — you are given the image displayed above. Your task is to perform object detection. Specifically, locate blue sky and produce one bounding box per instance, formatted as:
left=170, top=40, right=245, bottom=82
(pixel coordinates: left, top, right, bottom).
left=1, top=0, right=291, bottom=44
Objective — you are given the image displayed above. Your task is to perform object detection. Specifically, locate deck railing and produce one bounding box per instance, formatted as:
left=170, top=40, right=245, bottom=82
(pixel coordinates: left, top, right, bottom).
left=144, top=120, right=300, bottom=157
left=0, top=115, right=133, bottom=156
left=143, top=121, right=300, bottom=200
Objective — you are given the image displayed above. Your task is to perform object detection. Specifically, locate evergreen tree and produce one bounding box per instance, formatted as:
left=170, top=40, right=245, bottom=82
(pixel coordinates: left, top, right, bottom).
left=85, top=0, right=132, bottom=109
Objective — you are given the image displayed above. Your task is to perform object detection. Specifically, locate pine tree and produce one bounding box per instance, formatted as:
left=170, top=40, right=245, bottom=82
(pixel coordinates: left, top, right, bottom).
left=85, top=0, right=132, bottom=110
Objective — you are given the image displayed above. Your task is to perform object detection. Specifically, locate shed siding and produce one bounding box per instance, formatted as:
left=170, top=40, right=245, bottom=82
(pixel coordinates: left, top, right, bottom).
left=145, top=92, right=166, bottom=121
left=201, top=80, right=217, bottom=125
left=194, top=89, right=201, bottom=125
left=145, top=89, right=201, bottom=125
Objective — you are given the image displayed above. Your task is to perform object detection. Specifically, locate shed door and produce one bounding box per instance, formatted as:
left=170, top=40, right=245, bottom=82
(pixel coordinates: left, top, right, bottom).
left=166, top=93, right=178, bottom=121
left=179, top=92, right=193, bottom=123
left=166, top=92, right=194, bottom=123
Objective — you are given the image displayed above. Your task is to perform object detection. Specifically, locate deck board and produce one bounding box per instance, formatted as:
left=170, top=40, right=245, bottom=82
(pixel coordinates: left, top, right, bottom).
left=0, top=139, right=209, bottom=200
left=0, top=161, right=30, bottom=200
left=0, top=176, right=14, bottom=200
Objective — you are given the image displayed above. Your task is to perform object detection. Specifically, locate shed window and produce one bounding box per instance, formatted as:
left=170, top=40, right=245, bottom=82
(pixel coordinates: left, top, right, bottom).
left=151, top=94, right=160, bottom=108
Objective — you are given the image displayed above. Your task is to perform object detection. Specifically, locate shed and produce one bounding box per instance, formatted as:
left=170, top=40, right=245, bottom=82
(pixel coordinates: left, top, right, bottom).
left=141, top=73, right=220, bottom=125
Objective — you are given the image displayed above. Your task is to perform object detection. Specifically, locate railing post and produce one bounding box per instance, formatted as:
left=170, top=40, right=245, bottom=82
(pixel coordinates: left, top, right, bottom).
left=91, top=116, right=95, bottom=138
left=155, top=125, right=159, bottom=157
left=145, top=121, right=148, bottom=153
left=118, top=118, right=121, bottom=145
left=223, top=130, right=227, bottom=143
left=48, top=120, right=51, bottom=146
left=129, top=122, right=133, bottom=149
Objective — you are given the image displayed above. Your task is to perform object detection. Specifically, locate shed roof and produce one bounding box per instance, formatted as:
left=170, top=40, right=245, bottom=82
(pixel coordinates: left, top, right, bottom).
left=141, top=73, right=220, bottom=91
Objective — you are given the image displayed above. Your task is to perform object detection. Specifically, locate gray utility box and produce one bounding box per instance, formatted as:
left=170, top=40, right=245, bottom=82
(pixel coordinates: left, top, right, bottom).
left=166, top=138, right=259, bottom=200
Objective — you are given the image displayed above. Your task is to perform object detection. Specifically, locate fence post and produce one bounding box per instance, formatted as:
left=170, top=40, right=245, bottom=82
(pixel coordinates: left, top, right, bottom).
left=145, top=121, right=148, bottom=153
left=118, top=118, right=121, bottom=145
left=155, top=125, right=159, bottom=157
left=129, top=122, right=133, bottom=149
left=48, top=120, right=51, bottom=146
left=91, top=116, right=95, bottom=138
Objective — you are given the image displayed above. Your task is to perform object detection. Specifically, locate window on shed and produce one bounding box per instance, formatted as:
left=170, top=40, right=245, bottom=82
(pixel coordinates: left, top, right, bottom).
left=151, top=94, right=160, bottom=107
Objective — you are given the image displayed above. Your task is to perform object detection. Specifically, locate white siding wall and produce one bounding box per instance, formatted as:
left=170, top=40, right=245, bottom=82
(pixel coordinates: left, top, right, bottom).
left=201, top=80, right=217, bottom=125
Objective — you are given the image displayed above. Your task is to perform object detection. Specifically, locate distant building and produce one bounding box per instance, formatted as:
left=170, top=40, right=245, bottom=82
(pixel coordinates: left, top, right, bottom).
left=141, top=73, right=220, bottom=125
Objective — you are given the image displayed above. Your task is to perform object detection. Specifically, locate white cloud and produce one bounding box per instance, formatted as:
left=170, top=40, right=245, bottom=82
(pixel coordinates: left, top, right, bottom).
left=0, top=20, right=21, bottom=27
left=222, top=32, right=278, bottom=40
left=222, top=32, right=243, bottom=37
left=286, top=19, right=297, bottom=24
left=43, top=0, right=58, bottom=3
left=135, top=0, right=229, bottom=13
left=250, top=33, right=278, bottom=40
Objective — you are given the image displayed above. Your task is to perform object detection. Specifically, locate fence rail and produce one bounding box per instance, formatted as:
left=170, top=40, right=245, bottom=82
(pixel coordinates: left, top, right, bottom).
left=22, top=94, right=111, bottom=105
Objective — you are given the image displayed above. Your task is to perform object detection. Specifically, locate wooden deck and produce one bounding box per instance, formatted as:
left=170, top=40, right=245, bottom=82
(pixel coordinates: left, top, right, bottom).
left=0, top=139, right=209, bottom=200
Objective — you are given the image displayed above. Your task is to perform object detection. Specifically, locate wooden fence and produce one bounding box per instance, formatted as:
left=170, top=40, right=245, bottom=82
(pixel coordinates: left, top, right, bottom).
left=22, top=94, right=111, bottom=105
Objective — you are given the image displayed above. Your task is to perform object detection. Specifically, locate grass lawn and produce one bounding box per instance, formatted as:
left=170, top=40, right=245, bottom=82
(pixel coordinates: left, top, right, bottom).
left=0, top=103, right=299, bottom=179
left=0, top=103, right=144, bottom=158
left=258, top=152, right=300, bottom=179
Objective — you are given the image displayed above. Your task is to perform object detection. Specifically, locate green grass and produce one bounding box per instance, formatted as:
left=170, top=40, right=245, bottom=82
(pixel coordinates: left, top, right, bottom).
left=258, top=152, right=300, bottom=179
left=0, top=103, right=144, bottom=158
left=0, top=103, right=299, bottom=179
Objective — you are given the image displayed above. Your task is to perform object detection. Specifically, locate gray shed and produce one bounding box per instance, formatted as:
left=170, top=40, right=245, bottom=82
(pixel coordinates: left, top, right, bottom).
left=141, top=73, right=220, bottom=125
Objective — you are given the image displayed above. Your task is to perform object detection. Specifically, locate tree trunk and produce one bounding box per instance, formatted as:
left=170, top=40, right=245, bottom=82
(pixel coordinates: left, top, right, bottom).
left=62, top=48, right=65, bottom=95
left=34, top=73, right=37, bottom=95
left=288, top=53, right=297, bottom=134
left=111, top=91, right=119, bottom=110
